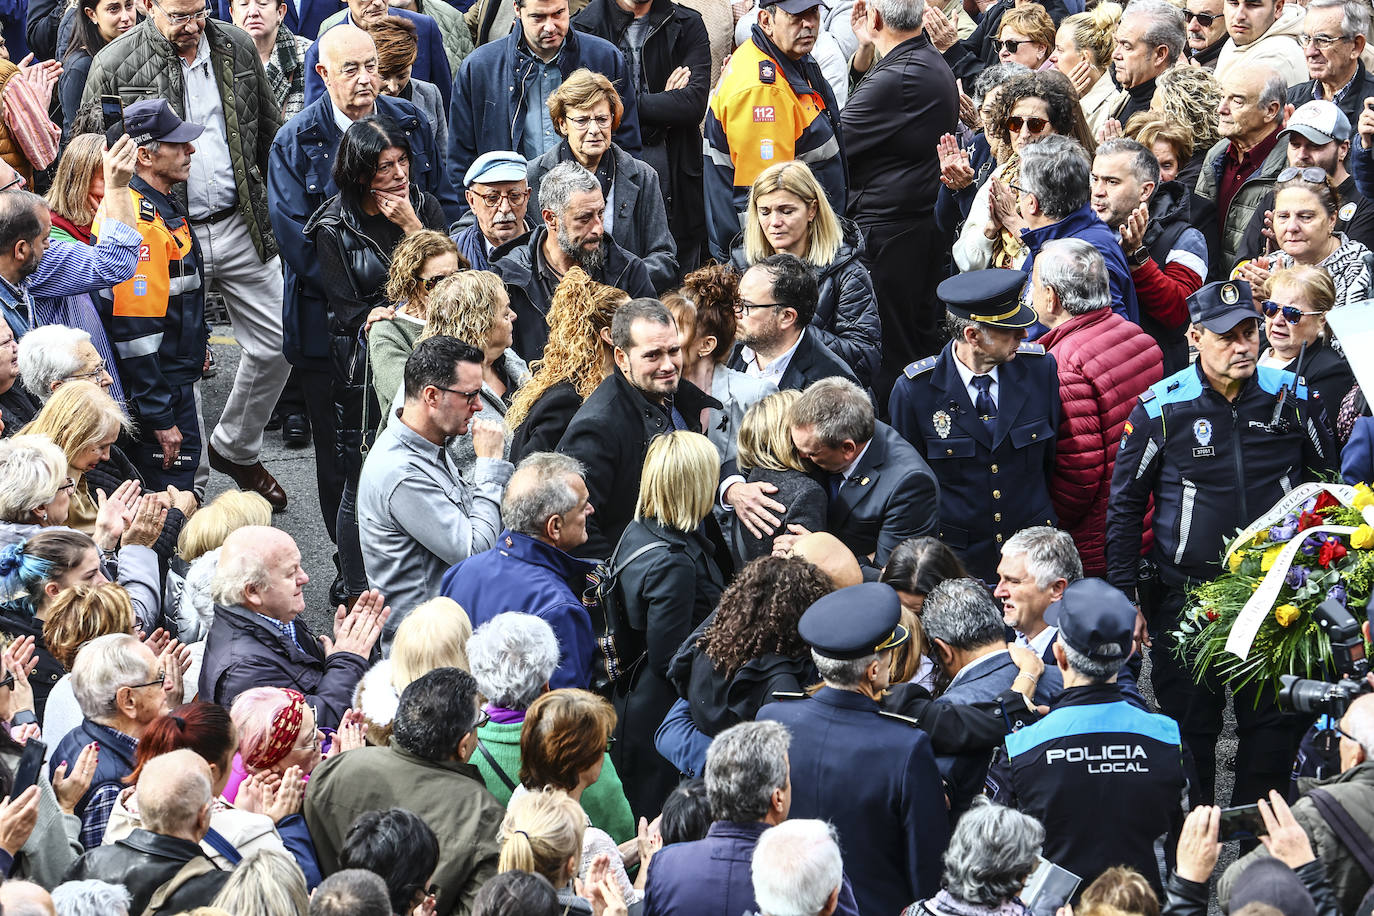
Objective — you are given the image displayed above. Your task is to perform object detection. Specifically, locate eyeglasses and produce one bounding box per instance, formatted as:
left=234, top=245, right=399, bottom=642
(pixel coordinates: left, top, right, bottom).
left=1261, top=300, right=1323, bottom=323
left=1333, top=724, right=1359, bottom=743
left=65, top=361, right=109, bottom=383
left=734, top=300, right=785, bottom=316
left=57, top=477, right=76, bottom=495
left=435, top=385, right=483, bottom=405
left=151, top=0, right=211, bottom=25
left=421, top=271, right=457, bottom=291
left=1277, top=166, right=1330, bottom=184
left=1009, top=181, right=1030, bottom=195
left=472, top=710, right=491, bottom=731
left=1299, top=32, right=1352, bottom=49
left=998, top=38, right=1033, bottom=54
left=1006, top=116, right=1050, bottom=134
left=124, top=669, right=165, bottom=693
left=472, top=188, right=531, bottom=209
left=1183, top=8, right=1219, bottom=25
left=565, top=114, right=613, bottom=131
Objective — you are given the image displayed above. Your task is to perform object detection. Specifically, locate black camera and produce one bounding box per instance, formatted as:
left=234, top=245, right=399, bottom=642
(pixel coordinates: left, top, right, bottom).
left=1278, top=597, right=1370, bottom=718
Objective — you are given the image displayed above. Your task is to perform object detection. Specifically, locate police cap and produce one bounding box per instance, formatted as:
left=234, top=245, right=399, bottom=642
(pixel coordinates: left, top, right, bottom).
left=1187, top=280, right=1258, bottom=334
left=799, top=582, right=910, bottom=660
left=937, top=269, right=1038, bottom=329
left=1053, top=578, right=1135, bottom=662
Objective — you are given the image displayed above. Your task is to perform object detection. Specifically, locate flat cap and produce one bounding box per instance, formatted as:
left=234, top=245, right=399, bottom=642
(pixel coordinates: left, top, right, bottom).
left=799, top=582, right=910, bottom=660
left=464, top=150, right=528, bottom=187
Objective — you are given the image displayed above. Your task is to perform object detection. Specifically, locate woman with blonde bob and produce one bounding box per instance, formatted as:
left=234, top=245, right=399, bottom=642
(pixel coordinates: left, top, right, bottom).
left=508, top=270, right=626, bottom=462
left=499, top=789, right=598, bottom=915
left=354, top=596, right=473, bottom=745
left=22, top=381, right=131, bottom=535
left=731, top=391, right=825, bottom=562
left=1049, top=3, right=1124, bottom=134
left=528, top=69, right=677, bottom=290
left=611, top=431, right=724, bottom=818
left=997, top=4, right=1056, bottom=70
left=737, top=161, right=880, bottom=386
left=369, top=229, right=466, bottom=412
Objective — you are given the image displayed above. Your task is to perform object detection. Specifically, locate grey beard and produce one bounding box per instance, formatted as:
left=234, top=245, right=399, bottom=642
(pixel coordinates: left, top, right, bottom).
left=558, top=224, right=607, bottom=273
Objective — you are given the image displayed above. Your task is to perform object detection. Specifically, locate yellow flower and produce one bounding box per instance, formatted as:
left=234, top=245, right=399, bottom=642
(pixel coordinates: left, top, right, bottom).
left=1228, top=551, right=1245, bottom=573
left=1275, top=604, right=1302, bottom=627
left=1354, top=525, right=1374, bottom=550
left=1253, top=531, right=1271, bottom=547
left=1261, top=545, right=1283, bottom=571
left=1355, top=483, right=1374, bottom=510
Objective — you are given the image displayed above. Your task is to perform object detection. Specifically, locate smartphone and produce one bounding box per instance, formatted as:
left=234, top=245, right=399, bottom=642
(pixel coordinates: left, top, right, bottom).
left=100, top=94, right=124, bottom=144
left=9, top=739, right=45, bottom=798
left=1021, top=857, right=1082, bottom=916
left=1219, top=804, right=1268, bottom=842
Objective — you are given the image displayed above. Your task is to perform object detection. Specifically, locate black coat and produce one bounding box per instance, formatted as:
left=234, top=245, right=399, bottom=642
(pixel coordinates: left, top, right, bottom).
left=0, top=609, right=62, bottom=722
left=0, top=385, right=39, bottom=436
left=509, top=380, right=584, bottom=464
left=731, top=466, right=826, bottom=563
left=573, top=0, right=711, bottom=247
left=827, top=421, right=941, bottom=568
left=610, top=517, right=724, bottom=818
left=86, top=444, right=186, bottom=566
left=65, top=829, right=229, bottom=916
left=725, top=328, right=856, bottom=393
left=1287, top=62, right=1374, bottom=140
left=1272, top=338, right=1354, bottom=431
left=557, top=370, right=720, bottom=560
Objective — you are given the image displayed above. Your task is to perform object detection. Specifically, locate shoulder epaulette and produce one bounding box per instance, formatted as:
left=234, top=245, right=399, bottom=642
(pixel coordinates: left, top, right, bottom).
left=902, top=356, right=938, bottom=379
left=771, top=691, right=807, bottom=701
left=1016, top=342, right=1046, bottom=356
left=137, top=196, right=157, bottom=224
left=877, top=710, right=920, bottom=727
left=1139, top=388, right=1157, bottom=402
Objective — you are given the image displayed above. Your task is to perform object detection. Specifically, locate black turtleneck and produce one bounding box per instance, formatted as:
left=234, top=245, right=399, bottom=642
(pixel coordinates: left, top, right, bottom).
left=1114, top=77, right=1156, bottom=127
left=1190, top=36, right=1226, bottom=69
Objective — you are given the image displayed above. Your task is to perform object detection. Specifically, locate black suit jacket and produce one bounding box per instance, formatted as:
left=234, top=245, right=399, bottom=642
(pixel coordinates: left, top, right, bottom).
left=726, top=329, right=857, bottom=393
left=828, top=422, right=940, bottom=567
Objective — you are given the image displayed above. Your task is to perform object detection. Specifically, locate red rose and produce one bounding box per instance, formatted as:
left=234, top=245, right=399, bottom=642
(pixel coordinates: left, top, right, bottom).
left=1299, top=511, right=1325, bottom=531
left=1319, top=540, right=1348, bottom=568
left=1315, top=492, right=1341, bottom=512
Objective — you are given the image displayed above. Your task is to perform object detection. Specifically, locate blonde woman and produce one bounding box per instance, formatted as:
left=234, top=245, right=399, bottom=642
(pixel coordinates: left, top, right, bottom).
left=500, top=788, right=626, bottom=916
left=353, top=596, right=473, bottom=745
left=1150, top=65, right=1222, bottom=190
left=508, top=269, right=625, bottom=463
left=731, top=391, right=824, bottom=562
left=612, top=431, right=724, bottom=818
left=1049, top=3, right=1124, bottom=135
left=1259, top=265, right=1354, bottom=414
left=527, top=69, right=677, bottom=290
left=40, top=581, right=138, bottom=749
left=368, top=230, right=466, bottom=412
left=736, top=161, right=880, bottom=386
left=210, top=848, right=310, bottom=916
left=997, top=4, right=1056, bottom=70
left=1125, top=112, right=1193, bottom=184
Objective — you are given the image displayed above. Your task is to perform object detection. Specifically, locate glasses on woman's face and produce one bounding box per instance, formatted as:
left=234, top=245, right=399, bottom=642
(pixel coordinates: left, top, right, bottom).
left=1006, top=116, right=1050, bottom=135
left=566, top=114, right=613, bottom=132
left=1261, top=301, right=1323, bottom=323
left=1277, top=166, right=1329, bottom=184
left=57, top=477, right=77, bottom=494
left=421, top=271, right=457, bottom=291
left=999, top=38, right=1031, bottom=54
left=1182, top=8, right=1218, bottom=25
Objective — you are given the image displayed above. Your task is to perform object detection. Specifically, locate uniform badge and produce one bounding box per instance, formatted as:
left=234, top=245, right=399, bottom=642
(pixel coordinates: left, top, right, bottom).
left=933, top=410, right=952, bottom=439
left=1193, top=418, right=1212, bottom=446
left=1220, top=283, right=1240, bottom=305
left=1341, top=202, right=1358, bottom=222
left=759, top=139, right=774, bottom=160
left=759, top=60, right=776, bottom=84
left=133, top=277, right=148, bottom=297
left=752, top=105, right=776, bottom=122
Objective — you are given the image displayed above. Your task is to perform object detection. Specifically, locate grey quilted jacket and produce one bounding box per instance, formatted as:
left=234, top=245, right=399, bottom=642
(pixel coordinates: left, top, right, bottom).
left=82, top=17, right=281, bottom=262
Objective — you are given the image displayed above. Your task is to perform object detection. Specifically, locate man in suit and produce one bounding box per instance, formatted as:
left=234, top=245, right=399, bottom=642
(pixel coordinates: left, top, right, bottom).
left=775, top=377, right=938, bottom=569
left=995, top=525, right=1080, bottom=662
left=759, top=583, right=948, bottom=916
left=889, top=269, right=1060, bottom=582
left=728, top=254, right=856, bottom=392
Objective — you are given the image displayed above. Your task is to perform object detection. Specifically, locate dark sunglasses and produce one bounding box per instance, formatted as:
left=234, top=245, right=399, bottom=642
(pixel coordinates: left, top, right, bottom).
left=999, top=38, right=1034, bottom=54
left=1183, top=8, right=1218, bottom=25
left=420, top=271, right=457, bottom=291
left=1261, top=300, right=1323, bottom=323
left=1006, top=116, right=1050, bottom=134
left=1277, top=166, right=1330, bottom=185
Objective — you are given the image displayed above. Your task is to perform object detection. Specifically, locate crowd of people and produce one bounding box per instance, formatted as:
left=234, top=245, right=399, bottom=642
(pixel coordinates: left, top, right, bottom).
left=0, top=0, right=1366, bottom=911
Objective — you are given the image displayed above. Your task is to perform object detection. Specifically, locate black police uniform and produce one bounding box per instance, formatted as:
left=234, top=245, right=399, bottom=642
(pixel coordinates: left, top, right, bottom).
left=888, top=269, right=1059, bottom=582
left=986, top=578, right=1189, bottom=900
left=1105, top=280, right=1337, bottom=806
left=757, top=583, right=948, bottom=916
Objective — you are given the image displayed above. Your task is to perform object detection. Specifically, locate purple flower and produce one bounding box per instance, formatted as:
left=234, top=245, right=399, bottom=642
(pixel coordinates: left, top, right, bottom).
left=1328, top=584, right=1349, bottom=608
left=1271, top=522, right=1299, bottom=541
left=1302, top=533, right=1324, bottom=556
left=1286, top=566, right=1309, bottom=589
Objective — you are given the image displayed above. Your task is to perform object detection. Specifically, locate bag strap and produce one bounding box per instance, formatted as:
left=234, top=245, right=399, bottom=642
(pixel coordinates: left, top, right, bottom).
left=609, top=540, right=670, bottom=578
left=1308, top=787, right=1374, bottom=882
left=202, top=827, right=243, bottom=865
left=140, top=856, right=218, bottom=916
left=476, top=738, right=518, bottom=793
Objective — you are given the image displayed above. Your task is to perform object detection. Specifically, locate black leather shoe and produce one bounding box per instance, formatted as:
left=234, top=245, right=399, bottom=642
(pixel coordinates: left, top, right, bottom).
left=329, top=574, right=348, bottom=609
left=265, top=412, right=283, bottom=432
left=282, top=413, right=310, bottom=448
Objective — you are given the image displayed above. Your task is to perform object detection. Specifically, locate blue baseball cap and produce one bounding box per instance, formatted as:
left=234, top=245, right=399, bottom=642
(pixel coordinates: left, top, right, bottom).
left=1053, top=578, right=1135, bottom=662
left=464, top=151, right=528, bottom=188
left=123, top=99, right=204, bottom=146
left=1188, top=280, right=1257, bottom=333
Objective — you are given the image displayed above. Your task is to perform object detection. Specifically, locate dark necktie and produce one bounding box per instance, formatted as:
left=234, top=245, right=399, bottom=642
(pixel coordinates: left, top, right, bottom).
left=827, top=472, right=844, bottom=500
left=972, top=375, right=997, bottom=424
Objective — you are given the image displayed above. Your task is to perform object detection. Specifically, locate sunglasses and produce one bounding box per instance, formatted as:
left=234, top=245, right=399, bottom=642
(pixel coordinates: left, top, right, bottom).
left=1277, top=166, right=1330, bottom=184
left=998, top=38, right=1035, bottom=54
left=1183, top=8, right=1218, bottom=25
left=1006, top=116, right=1050, bottom=134
left=421, top=271, right=457, bottom=291
left=1261, top=300, right=1323, bottom=323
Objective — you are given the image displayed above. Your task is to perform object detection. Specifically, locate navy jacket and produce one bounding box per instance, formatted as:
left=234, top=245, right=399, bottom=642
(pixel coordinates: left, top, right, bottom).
left=448, top=27, right=641, bottom=204
left=440, top=530, right=599, bottom=690
left=1023, top=203, right=1139, bottom=327
left=216, top=0, right=336, bottom=47
left=889, top=341, right=1059, bottom=582
left=49, top=719, right=138, bottom=822
left=758, top=686, right=948, bottom=916
left=825, top=421, right=941, bottom=568
left=724, top=329, right=856, bottom=393
left=644, top=820, right=861, bottom=916
left=303, top=10, right=452, bottom=110
left=268, top=94, right=460, bottom=371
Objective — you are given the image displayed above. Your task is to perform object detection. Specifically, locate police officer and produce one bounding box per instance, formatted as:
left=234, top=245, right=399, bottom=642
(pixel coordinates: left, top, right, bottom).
left=1105, top=279, right=1337, bottom=807
left=889, top=269, right=1060, bottom=582
left=987, top=578, right=1189, bottom=899
left=758, top=582, right=949, bottom=916
left=95, top=100, right=207, bottom=492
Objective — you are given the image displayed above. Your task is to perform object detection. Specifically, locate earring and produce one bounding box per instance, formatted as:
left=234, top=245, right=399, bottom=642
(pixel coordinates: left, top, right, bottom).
left=35, top=511, right=46, bottom=521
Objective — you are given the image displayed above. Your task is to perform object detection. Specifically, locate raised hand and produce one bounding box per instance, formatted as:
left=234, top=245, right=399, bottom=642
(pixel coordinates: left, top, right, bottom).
left=52, top=742, right=99, bottom=815
left=938, top=133, right=975, bottom=190
left=1174, top=805, right=1221, bottom=883
left=266, top=766, right=306, bottom=823
left=0, top=786, right=40, bottom=855
left=1258, top=791, right=1316, bottom=868
left=922, top=6, right=957, bottom=52
left=93, top=479, right=141, bottom=550
left=1067, top=58, right=1095, bottom=97
left=122, top=494, right=168, bottom=548
left=320, top=590, right=390, bottom=658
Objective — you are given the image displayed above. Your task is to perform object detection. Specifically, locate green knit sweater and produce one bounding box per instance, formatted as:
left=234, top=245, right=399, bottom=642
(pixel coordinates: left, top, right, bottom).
left=473, top=719, right=635, bottom=844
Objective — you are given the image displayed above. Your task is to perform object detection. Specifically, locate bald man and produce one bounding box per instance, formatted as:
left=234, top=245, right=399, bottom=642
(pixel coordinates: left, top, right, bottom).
left=66, top=750, right=228, bottom=915
left=0, top=881, right=56, bottom=916
left=1191, top=63, right=1290, bottom=277
left=268, top=24, right=460, bottom=565
left=441, top=452, right=599, bottom=688
left=197, top=526, right=389, bottom=727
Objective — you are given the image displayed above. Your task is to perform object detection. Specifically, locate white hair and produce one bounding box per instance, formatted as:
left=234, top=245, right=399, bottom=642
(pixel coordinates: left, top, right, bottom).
left=52, top=880, right=131, bottom=916
left=752, top=820, right=844, bottom=916
left=0, top=434, right=65, bottom=522
left=70, top=633, right=150, bottom=722
left=466, top=612, right=560, bottom=709
left=17, top=324, right=91, bottom=402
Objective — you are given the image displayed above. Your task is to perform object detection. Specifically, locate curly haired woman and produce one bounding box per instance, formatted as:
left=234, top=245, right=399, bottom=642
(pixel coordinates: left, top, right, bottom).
left=507, top=270, right=627, bottom=463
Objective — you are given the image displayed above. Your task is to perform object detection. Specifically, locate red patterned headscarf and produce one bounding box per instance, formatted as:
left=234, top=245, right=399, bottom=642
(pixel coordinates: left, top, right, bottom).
left=245, top=689, right=306, bottom=770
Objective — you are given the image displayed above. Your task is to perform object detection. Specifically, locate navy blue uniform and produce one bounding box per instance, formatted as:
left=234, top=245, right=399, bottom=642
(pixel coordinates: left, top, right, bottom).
left=758, top=686, right=948, bottom=916
left=987, top=684, right=1189, bottom=898
left=1105, top=361, right=1336, bottom=805
left=889, top=340, right=1059, bottom=581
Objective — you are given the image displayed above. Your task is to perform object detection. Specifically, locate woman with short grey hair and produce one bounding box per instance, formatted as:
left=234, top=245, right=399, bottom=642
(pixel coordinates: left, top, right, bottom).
left=903, top=800, right=1044, bottom=916
left=0, top=434, right=73, bottom=548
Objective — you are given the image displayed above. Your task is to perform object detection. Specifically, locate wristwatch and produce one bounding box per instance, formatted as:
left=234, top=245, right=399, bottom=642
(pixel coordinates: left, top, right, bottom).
left=1128, top=246, right=1151, bottom=268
